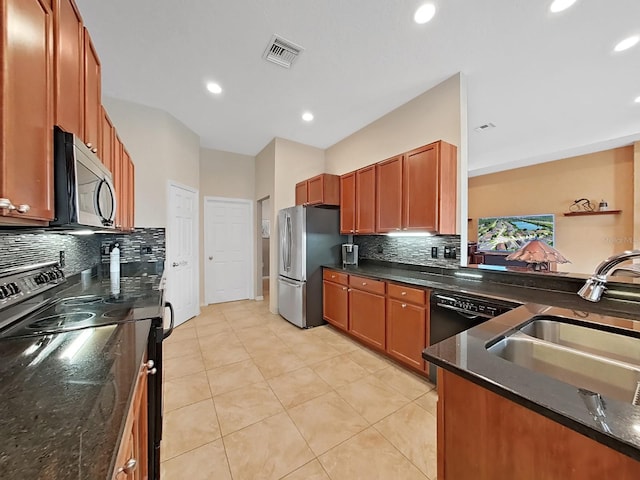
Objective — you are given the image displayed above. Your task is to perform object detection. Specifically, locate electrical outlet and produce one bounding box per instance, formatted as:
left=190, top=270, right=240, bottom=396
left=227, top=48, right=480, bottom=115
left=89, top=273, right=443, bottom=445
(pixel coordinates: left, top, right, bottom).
left=140, top=246, right=152, bottom=254
left=102, top=245, right=110, bottom=255
left=443, top=246, right=457, bottom=259
left=59, top=250, right=65, bottom=267
left=431, top=247, right=438, bottom=258
left=450, top=246, right=457, bottom=259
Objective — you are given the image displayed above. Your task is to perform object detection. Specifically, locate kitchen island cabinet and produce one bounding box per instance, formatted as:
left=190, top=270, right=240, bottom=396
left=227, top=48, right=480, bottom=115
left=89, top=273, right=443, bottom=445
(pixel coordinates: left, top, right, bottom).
left=0, top=0, right=54, bottom=224
left=436, top=369, right=640, bottom=480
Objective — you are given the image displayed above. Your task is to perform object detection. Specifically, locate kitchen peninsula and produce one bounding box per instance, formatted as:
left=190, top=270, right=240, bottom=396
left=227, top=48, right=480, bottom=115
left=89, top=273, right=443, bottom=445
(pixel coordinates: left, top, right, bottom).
left=322, top=260, right=640, bottom=478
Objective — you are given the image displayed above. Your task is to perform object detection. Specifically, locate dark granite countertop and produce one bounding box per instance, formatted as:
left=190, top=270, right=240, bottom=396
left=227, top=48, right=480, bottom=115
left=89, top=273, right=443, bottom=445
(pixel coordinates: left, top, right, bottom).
left=0, top=262, right=164, bottom=479
left=324, top=261, right=640, bottom=460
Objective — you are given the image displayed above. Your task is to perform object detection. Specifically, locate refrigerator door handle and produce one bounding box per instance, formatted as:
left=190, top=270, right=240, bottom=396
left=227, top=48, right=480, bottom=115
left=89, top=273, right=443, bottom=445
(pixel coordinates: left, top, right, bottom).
left=286, top=214, right=292, bottom=271
left=280, top=214, right=286, bottom=273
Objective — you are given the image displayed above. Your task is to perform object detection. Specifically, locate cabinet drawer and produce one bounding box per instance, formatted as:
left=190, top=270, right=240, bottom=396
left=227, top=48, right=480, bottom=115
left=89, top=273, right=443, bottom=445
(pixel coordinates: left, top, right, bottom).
left=349, top=275, right=385, bottom=295
left=323, top=269, right=348, bottom=286
left=388, top=284, right=426, bottom=304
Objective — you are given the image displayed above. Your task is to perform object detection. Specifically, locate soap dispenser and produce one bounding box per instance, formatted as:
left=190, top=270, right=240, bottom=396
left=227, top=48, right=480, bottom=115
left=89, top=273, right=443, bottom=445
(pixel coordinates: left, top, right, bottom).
left=110, top=243, right=121, bottom=273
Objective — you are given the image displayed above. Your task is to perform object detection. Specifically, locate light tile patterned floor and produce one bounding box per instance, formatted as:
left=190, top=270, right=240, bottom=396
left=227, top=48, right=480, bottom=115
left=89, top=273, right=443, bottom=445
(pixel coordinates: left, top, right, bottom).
left=161, top=298, right=438, bottom=480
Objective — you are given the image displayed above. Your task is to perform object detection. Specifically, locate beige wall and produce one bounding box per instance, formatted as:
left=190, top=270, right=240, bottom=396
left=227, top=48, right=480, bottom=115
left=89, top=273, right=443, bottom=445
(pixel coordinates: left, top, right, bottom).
left=468, top=146, right=634, bottom=274
left=635, top=142, right=640, bottom=252
left=325, top=75, right=461, bottom=175
left=199, top=147, right=256, bottom=304
left=104, top=97, right=200, bottom=227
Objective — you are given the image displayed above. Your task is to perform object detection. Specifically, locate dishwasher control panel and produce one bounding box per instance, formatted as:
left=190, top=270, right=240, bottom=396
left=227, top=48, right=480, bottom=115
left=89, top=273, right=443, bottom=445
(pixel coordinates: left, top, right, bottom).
left=432, top=292, right=518, bottom=318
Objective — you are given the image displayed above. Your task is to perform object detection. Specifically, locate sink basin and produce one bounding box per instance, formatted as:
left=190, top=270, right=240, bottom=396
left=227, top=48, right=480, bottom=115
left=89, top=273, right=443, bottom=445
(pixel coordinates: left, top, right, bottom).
left=519, top=318, right=640, bottom=366
left=487, top=317, right=640, bottom=405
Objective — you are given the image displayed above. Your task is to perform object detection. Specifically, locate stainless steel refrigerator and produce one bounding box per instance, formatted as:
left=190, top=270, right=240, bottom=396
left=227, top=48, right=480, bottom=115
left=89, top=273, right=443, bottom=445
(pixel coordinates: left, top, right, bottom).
left=278, top=205, right=345, bottom=328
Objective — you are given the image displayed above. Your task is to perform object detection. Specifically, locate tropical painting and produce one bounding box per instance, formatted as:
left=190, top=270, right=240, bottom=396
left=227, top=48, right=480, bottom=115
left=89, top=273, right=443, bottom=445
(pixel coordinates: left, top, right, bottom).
left=477, top=214, right=554, bottom=252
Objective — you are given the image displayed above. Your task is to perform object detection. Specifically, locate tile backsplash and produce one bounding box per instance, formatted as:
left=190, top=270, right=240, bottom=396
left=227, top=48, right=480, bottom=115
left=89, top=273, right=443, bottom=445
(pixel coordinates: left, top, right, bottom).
left=100, top=228, right=166, bottom=264
left=0, top=231, right=101, bottom=275
left=355, top=234, right=461, bottom=268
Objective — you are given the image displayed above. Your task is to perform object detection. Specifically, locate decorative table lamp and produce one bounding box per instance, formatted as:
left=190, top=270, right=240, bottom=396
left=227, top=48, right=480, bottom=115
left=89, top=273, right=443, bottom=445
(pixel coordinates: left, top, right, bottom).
left=506, top=240, right=570, bottom=271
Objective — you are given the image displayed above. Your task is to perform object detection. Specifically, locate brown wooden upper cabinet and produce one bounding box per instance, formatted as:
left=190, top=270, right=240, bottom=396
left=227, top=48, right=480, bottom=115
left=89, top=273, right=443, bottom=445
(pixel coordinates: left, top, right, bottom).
left=83, top=27, right=101, bottom=155
left=404, top=141, right=457, bottom=234
left=340, top=167, right=376, bottom=234
left=375, top=141, right=457, bottom=234
left=295, top=174, right=340, bottom=206
left=53, top=0, right=83, bottom=137
left=0, top=0, right=55, bottom=224
left=100, top=106, right=114, bottom=172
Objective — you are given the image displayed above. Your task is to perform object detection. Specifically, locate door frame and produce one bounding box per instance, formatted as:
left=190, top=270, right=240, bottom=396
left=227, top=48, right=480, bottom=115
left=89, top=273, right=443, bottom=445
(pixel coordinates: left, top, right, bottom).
left=166, top=180, right=200, bottom=321
left=203, top=196, right=255, bottom=305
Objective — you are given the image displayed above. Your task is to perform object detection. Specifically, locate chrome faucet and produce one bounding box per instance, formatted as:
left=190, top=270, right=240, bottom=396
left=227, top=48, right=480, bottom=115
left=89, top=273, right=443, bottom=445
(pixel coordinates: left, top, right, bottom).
left=578, top=249, right=640, bottom=302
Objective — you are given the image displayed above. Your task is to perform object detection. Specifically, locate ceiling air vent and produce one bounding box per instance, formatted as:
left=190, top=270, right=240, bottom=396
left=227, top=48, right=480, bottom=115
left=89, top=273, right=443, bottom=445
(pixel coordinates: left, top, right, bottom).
left=263, top=35, right=304, bottom=68
left=474, top=123, right=496, bottom=132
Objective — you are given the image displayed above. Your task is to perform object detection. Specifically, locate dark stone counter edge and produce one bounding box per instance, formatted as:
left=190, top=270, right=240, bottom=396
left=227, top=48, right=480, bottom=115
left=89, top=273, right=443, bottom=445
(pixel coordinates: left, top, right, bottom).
left=423, top=352, right=640, bottom=463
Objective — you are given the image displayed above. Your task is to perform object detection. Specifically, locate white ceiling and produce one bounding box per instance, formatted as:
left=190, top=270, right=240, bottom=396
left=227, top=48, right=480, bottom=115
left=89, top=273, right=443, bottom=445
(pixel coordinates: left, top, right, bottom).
left=75, top=0, right=640, bottom=174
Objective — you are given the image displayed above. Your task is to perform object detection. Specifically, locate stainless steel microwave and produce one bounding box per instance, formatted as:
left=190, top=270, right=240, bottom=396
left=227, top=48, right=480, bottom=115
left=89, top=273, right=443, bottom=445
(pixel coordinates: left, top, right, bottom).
left=51, top=126, right=116, bottom=229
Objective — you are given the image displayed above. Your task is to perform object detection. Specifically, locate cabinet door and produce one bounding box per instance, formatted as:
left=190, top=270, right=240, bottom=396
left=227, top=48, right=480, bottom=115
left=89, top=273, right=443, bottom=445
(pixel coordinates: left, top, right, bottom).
left=1, top=0, right=54, bottom=223
left=113, top=136, right=124, bottom=229
left=295, top=181, right=308, bottom=206
left=403, top=143, right=438, bottom=231
left=53, top=0, right=83, bottom=136
left=349, top=288, right=385, bottom=349
left=121, top=148, right=132, bottom=231
left=128, top=158, right=135, bottom=230
left=100, top=107, right=114, bottom=172
left=307, top=175, right=324, bottom=205
left=355, top=165, right=376, bottom=234
left=376, top=155, right=403, bottom=233
left=322, top=280, right=348, bottom=331
left=83, top=28, right=101, bottom=154
left=340, top=172, right=356, bottom=234
left=386, top=298, right=426, bottom=370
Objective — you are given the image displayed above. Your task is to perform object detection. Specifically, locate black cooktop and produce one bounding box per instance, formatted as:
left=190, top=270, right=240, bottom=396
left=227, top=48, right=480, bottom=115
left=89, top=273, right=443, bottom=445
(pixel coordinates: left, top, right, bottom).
left=0, top=293, right=142, bottom=339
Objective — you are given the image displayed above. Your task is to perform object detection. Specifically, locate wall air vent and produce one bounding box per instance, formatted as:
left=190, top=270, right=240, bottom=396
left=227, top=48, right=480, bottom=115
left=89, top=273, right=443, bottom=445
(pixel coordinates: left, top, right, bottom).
left=263, top=35, right=304, bottom=68
left=474, top=123, right=496, bottom=132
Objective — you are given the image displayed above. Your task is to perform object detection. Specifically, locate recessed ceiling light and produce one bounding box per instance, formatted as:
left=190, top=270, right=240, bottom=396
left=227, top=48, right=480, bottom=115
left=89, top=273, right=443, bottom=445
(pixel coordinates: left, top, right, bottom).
left=414, top=4, right=436, bottom=24
left=635, top=96, right=640, bottom=104
left=206, top=82, right=222, bottom=94
left=549, top=0, right=577, bottom=13
left=302, top=112, right=314, bottom=122
left=614, top=35, right=639, bottom=52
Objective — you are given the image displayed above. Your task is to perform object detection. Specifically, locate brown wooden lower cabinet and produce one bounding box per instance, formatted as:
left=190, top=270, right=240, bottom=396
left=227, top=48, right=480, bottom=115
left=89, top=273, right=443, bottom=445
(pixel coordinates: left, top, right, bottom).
left=349, top=288, right=385, bottom=349
left=386, top=298, right=427, bottom=370
left=437, top=369, right=640, bottom=480
left=322, top=280, right=348, bottom=331
left=113, top=359, right=148, bottom=480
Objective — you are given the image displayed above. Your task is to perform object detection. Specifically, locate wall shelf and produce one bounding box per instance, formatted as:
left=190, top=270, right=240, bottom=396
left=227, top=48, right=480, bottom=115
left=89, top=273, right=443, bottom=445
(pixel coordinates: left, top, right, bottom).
left=563, top=210, right=621, bottom=217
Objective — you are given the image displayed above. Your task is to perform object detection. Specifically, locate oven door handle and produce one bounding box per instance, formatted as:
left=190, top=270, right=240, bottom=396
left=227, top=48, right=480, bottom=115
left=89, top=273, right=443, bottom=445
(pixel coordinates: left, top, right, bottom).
left=163, top=301, right=174, bottom=339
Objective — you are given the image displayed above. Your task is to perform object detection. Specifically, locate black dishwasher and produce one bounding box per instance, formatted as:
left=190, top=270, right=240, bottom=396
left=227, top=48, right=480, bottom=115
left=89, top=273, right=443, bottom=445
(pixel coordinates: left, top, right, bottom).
left=428, top=291, right=519, bottom=380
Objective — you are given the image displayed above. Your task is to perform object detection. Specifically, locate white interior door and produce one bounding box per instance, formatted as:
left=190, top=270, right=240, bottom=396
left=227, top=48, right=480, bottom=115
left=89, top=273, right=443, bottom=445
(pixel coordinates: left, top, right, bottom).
left=167, top=182, right=199, bottom=326
left=204, top=197, right=253, bottom=304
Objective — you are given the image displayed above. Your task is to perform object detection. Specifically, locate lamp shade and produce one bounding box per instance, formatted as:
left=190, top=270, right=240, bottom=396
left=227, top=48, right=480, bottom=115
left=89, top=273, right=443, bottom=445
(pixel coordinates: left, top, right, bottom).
left=506, top=240, right=570, bottom=264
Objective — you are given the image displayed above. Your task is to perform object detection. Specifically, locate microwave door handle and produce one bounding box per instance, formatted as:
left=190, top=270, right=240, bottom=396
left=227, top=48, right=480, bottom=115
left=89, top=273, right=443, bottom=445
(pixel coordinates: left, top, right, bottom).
left=95, top=179, right=115, bottom=226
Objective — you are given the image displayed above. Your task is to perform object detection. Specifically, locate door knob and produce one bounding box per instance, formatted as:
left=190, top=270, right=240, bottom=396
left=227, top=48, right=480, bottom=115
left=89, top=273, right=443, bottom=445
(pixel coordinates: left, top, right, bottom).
left=172, top=262, right=179, bottom=267
left=208, top=256, right=213, bottom=260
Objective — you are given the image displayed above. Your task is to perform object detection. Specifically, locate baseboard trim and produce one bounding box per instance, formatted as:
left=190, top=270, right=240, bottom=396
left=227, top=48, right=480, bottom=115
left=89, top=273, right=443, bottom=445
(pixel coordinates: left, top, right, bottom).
left=255, top=295, right=264, bottom=301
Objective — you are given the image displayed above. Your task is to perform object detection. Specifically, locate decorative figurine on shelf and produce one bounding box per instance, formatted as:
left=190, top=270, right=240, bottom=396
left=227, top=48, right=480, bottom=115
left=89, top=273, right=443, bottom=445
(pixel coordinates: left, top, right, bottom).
left=569, top=198, right=595, bottom=213
left=598, top=199, right=609, bottom=212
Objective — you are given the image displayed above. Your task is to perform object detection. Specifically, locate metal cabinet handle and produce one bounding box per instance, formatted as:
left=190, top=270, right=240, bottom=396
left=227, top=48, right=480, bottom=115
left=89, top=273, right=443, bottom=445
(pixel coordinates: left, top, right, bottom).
left=331, top=274, right=336, bottom=278
left=86, top=142, right=93, bottom=149
left=347, top=288, right=352, bottom=292
left=147, top=367, right=157, bottom=375
left=0, top=198, right=16, bottom=211
left=117, top=458, right=137, bottom=475
left=16, top=204, right=30, bottom=214
left=401, top=303, right=407, bottom=308
left=92, top=147, right=98, bottom=153
left=342, top=287, right=347, bottom=291
left=146, top=360, right=155, bottom=369
left=362, top=282, right=367, bottom=286
left=401, top=292, right=407, bottom=296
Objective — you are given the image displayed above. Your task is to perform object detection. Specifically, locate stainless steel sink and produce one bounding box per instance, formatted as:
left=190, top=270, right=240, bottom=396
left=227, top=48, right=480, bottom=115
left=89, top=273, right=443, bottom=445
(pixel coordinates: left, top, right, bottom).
left=519, top=318, right=640, bottom=366
left=487, top=317, right=640, bottom=405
